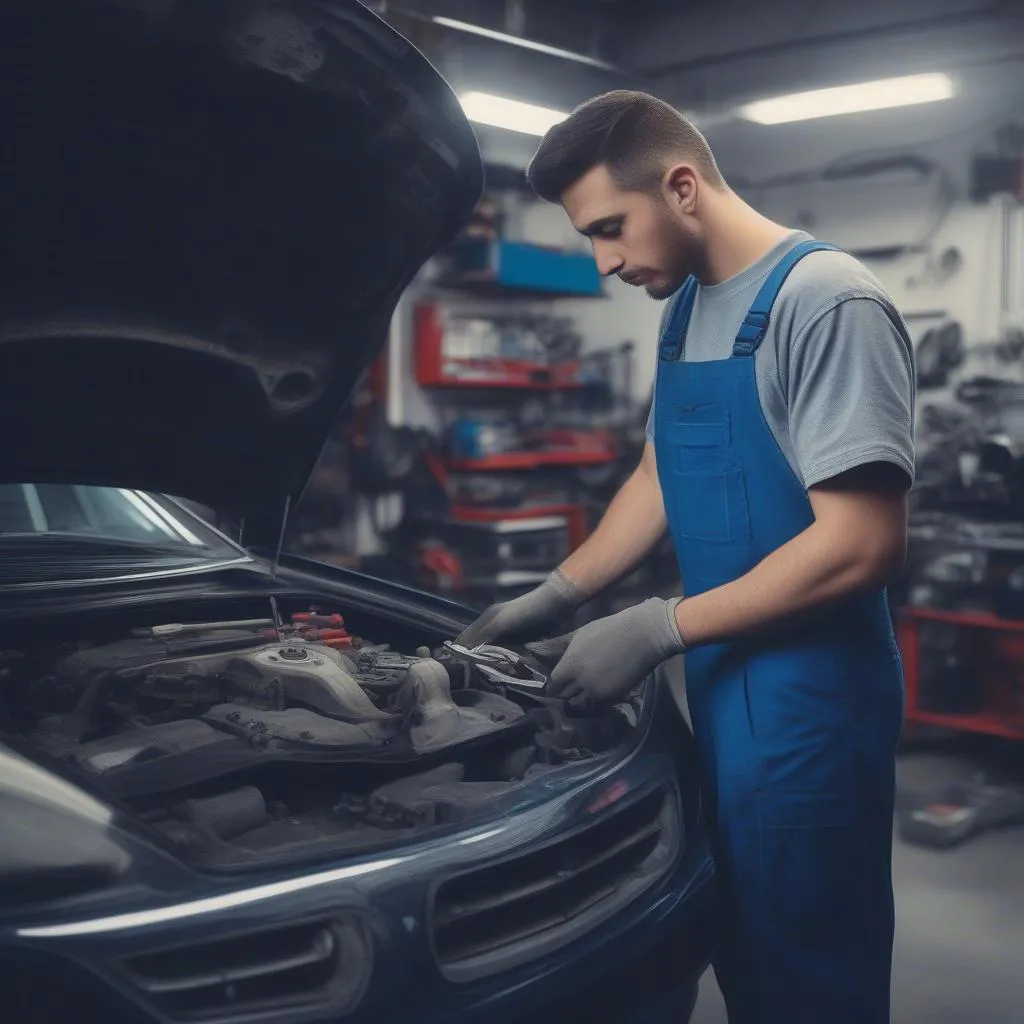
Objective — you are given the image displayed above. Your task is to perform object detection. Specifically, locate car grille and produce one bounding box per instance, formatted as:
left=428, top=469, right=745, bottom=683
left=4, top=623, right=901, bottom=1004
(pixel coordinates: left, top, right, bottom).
left=120, top=919, right=366, bottom=1020
left=431, top=785, right=679, bottom=982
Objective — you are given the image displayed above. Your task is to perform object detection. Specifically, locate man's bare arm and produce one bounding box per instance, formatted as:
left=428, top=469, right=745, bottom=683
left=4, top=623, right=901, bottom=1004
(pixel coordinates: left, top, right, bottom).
left=559, top=442, right=667, bottom=597
left=455, top=444, right=666, bottom=647
left=674, top=463, right=909, bottom=648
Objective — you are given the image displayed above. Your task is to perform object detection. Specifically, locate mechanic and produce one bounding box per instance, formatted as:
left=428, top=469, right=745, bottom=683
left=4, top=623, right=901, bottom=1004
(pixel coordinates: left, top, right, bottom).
left=457, top=91, right=914, bottom=1024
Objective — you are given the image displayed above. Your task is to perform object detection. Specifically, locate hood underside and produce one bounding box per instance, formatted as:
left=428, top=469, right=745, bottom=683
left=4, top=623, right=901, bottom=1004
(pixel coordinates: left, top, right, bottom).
left=0, top=0, right=482, bottom=537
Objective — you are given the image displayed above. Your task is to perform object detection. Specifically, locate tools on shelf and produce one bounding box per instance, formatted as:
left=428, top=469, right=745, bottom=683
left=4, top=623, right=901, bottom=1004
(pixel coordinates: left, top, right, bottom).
left=414, top=301, right=584, bottom=390
left=389, top=228, right=638, bottom=607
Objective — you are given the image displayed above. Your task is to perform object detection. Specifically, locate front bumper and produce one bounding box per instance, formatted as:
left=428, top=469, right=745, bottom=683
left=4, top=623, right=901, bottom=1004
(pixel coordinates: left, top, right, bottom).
left=3, top=685, right=718, bottom=1024
left=3, top=837, right=716, bottom=1024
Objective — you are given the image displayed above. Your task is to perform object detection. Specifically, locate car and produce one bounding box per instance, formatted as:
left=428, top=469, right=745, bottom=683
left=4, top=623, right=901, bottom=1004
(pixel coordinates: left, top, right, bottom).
left=0, top=3, right=718, bottom=1024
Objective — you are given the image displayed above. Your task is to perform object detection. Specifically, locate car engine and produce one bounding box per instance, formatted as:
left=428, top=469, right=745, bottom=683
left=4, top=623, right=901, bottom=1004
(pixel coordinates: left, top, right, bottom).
left=2, top=607, right=636, bottom=868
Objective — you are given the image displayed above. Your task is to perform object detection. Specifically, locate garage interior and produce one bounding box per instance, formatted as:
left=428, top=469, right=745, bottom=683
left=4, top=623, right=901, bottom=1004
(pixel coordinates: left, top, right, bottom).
left=6, top=1, right=1024, bottom=1022
left=271, top=2, right=1024, bottom=1020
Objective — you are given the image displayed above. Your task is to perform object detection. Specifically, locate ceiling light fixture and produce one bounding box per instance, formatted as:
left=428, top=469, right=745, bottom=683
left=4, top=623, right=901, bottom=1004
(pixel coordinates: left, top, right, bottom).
left=739, top=72, right=954, bottom=125
left=432, top=16, right=621, bottom=72
left=460, top=91, right=567, bottom=136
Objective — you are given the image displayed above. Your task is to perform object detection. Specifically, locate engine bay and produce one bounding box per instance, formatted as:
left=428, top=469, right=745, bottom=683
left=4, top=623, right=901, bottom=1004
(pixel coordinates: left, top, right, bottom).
left=0, top=603, right=638, bottom=870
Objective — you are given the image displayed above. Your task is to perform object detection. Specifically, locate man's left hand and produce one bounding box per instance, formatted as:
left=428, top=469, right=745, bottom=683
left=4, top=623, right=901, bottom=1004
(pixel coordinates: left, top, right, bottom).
left=546, top=597, right=685, bottom=706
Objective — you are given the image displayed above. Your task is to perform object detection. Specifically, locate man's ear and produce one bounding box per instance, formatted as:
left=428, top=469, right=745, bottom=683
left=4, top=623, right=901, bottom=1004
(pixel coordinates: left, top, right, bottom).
left=663, top=163, right=698, bottom=214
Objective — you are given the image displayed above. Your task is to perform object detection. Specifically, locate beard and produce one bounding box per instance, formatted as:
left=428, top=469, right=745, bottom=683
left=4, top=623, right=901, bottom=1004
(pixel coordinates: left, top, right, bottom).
left=646, top=278, right=684, bottom=300
left=645, top=208, right=702, bottom=300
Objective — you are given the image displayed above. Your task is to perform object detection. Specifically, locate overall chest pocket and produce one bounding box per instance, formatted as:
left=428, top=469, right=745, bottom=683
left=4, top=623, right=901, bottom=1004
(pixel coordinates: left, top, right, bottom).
left=666, top=405, right=751, bottom=546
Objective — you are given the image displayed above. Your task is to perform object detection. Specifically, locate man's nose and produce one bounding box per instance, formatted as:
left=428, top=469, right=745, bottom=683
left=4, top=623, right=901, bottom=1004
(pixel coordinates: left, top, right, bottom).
left=592, top=242, right=623, bottom=278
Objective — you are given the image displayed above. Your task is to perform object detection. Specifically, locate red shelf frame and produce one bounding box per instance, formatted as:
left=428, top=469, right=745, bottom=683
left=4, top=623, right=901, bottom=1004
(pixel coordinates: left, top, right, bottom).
left=445, top=450, right=615, bottom=472
left=898, top=606, right=1024, bottom=740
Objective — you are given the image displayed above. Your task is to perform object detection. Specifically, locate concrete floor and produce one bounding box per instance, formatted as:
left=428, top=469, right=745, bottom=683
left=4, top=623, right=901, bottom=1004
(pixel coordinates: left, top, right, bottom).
left=690, top=749, right=1024, bottom=1023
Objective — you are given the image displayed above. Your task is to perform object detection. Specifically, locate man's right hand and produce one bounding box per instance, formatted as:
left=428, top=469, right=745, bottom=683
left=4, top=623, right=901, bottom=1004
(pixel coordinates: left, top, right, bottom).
left=456, top=569, right=586, bottom=649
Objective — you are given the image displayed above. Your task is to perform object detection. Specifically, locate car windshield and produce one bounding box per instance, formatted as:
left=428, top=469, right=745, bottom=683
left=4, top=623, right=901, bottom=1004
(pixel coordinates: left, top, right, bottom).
left=0, top=484, right=245, bottom=586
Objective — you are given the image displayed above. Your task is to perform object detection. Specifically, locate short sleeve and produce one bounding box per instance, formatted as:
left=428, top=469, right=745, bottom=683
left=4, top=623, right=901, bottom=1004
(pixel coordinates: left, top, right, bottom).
left=786, top=296, right=916, bottom=489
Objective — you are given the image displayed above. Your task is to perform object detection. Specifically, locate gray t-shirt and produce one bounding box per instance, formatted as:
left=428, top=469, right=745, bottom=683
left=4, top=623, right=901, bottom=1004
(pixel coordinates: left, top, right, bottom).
left=646, top=231, right=916, bottom=490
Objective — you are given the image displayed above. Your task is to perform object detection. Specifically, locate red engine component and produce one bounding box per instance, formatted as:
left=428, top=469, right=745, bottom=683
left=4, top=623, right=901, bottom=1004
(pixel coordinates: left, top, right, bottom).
left=288, top=609, right=353, bottom=649
left=291, top=611, right=346, bottom=628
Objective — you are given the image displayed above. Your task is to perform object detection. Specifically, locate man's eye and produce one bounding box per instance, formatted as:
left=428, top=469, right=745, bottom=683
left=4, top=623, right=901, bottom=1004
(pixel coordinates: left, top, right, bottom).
left=597, top=224, right=621, bottom=239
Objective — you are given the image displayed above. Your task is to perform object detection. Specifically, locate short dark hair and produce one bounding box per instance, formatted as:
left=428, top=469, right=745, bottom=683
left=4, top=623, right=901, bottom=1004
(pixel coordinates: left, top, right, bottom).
left=526, top=90, right=726, bottom=202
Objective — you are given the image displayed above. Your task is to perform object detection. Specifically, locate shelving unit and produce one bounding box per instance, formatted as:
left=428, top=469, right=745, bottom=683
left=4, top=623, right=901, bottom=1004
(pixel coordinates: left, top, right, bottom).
left=406, top=235, right=610, bottom=599
left=899, top=605, right=1024, bottom=740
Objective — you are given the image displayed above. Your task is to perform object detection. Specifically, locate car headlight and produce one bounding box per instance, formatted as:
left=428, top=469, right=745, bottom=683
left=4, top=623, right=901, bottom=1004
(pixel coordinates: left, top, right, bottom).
left=0, top=753, right=131, bottom=910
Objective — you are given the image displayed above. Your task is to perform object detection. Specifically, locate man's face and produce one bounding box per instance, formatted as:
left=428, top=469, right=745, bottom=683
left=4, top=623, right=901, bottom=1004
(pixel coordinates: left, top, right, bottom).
left=561, top=163, right=702, bottom=300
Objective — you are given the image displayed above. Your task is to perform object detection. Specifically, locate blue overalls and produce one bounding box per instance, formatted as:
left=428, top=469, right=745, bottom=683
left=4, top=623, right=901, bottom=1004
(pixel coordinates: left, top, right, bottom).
left=654, top=241, right=905, bottom=1023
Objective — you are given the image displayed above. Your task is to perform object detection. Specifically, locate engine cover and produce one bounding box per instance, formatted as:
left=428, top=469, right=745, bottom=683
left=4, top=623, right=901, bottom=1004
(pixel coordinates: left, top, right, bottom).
left=226, top=644, right=396, bottom=721
left=399, top=660, right=525, bottom=753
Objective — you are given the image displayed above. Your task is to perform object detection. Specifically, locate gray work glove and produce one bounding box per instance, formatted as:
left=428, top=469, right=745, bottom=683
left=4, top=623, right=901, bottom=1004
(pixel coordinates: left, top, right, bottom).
left=546, top=597, right=685, bottom=707
left=456, top=569, right=586, bottom=649
left=524, top=632, right=576, bottom=667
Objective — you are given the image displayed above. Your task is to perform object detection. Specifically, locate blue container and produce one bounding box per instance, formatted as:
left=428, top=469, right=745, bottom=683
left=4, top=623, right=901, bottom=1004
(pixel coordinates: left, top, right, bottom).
left=445, top=240, right=604, bottom=298
left=448, top=419, right=518, bottom=458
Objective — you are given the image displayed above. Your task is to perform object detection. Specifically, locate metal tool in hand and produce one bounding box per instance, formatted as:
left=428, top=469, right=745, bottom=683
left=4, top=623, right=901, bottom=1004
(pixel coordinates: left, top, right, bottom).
left=442, top=641, right=547, bottom=690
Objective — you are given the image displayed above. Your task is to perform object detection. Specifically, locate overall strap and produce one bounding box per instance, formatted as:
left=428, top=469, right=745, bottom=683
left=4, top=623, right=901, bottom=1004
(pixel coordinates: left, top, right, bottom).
left=732, top=240, right=842, bottom=357
left=658, top=276, right=699, bottom=362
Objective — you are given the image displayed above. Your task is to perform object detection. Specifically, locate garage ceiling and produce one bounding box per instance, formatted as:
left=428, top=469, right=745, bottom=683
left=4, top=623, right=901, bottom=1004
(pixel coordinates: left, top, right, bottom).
left=374, top=0, right=1024, bottom=184
left=380, top=1, right=1022, bottom=90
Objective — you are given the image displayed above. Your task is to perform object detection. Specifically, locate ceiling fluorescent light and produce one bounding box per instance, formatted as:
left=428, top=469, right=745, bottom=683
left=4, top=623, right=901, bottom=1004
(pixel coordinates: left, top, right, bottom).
left=739, top=73, right=954, bottom=125
left=433, top=16, right=620, bottom=72
left=460, top=91, right=567, bottom=136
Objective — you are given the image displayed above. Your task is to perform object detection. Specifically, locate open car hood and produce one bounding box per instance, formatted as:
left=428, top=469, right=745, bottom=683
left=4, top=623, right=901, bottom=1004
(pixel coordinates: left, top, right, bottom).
left=0, top=0, right=482, bottom=541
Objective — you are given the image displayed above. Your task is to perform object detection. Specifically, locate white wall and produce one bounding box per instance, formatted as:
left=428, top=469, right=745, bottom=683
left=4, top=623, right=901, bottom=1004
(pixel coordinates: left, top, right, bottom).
left=861, top=200, right=1019, bottom=342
